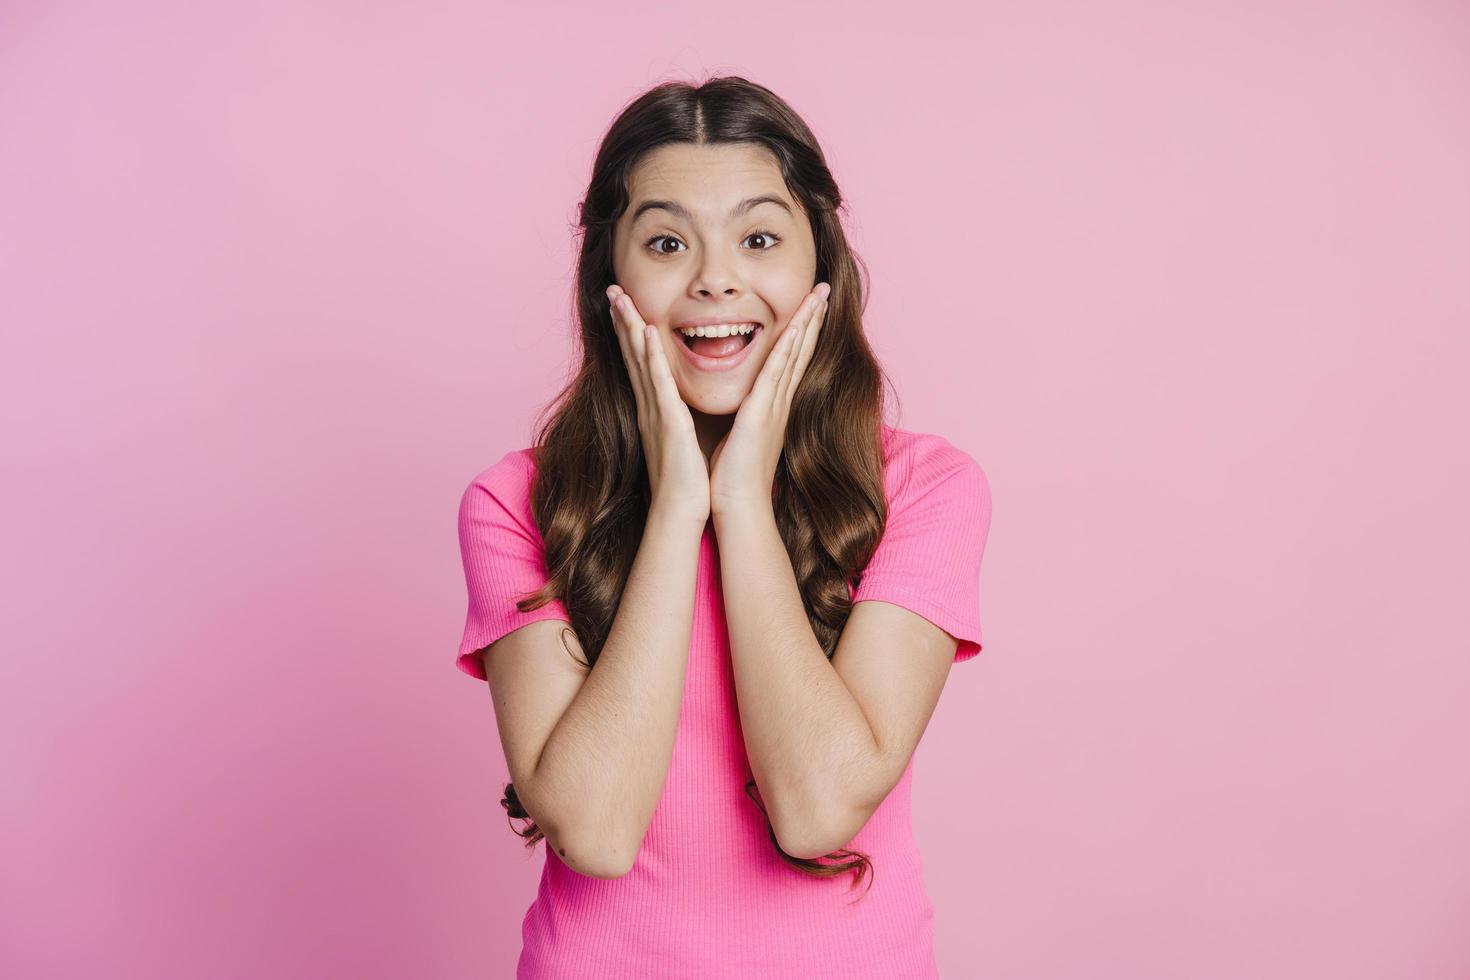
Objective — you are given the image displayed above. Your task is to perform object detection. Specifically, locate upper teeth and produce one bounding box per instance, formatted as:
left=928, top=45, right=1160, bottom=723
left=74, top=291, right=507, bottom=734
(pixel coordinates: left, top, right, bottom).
left=678, top=323, right=759, bottom=338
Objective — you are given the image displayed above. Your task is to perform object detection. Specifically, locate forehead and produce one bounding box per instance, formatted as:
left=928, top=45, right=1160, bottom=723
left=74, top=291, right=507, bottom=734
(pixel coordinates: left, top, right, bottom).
left=627, top=143, right=793, bottom=219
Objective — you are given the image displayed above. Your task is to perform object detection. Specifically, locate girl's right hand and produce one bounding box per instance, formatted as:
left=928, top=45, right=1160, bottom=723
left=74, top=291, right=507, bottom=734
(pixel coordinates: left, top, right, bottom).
left=606, top=284, right=711, bottom=524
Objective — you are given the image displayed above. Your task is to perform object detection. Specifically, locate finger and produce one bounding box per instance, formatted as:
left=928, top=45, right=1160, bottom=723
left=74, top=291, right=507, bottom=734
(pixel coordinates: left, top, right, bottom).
left=643, top=323, right=682, bottom=412
left=608, top=290, right=638, bottom=379
left=753, top=309, right=805, bottom=407
left=775, top=289, right=822, bottom=401
left=783, top=291, right=828, bottom=403
left=621, top=295, right=665, bottom=416
left=615, top=292, right=648, bottom=366
left=609, top=290, right=650, bottom=418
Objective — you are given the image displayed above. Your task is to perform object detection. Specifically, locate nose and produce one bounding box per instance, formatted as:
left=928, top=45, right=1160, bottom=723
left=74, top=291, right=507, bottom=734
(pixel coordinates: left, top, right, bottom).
left=688, top=250, right=744, bottom=299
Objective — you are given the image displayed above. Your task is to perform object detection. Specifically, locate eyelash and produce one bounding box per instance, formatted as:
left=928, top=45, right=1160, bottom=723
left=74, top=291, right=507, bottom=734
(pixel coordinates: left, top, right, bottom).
left=641, top=229, right=783, bottom=256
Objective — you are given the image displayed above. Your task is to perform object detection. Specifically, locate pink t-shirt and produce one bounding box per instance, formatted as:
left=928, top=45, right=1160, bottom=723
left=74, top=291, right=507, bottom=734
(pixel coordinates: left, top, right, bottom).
left=455, top=423, right=992, bottom=978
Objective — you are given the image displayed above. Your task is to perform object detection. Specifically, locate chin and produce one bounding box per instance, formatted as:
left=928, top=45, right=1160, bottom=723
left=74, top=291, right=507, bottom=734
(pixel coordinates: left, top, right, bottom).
left=682, top=389, right=748, bottom=416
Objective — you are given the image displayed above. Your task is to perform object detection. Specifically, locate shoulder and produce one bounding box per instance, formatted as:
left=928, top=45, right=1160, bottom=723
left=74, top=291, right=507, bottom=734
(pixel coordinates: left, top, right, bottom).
left=464, top=446, right=538, bottom=496
left=459, top=447, right=540, bottom=529
left=878, top=424, right=989, bottom=514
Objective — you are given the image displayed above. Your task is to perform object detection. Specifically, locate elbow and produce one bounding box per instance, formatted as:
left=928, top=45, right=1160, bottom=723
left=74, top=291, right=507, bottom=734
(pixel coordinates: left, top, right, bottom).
left=773, top=809, right=852, bottom=862
left=521, top=784, right=643, bottom=879
left=775, top=822, right=840, bottom=862
left=546, top=823, right=642, bottom=879
left=765, top=781, right=845, bottom=861
left=773, top=787, right=876, bottom=861
left=573, top=853, right=637, bottom=880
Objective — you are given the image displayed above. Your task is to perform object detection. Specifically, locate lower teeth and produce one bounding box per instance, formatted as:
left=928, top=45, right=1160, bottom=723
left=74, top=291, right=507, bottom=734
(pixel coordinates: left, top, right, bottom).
left=684, top=329, right=757, bottom=352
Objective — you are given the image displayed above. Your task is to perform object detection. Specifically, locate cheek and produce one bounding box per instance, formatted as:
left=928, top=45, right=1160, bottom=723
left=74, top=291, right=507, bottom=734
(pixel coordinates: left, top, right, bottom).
left=772, top=284, right=813, bottom=323
left=776, top=299, right=806, bottom=330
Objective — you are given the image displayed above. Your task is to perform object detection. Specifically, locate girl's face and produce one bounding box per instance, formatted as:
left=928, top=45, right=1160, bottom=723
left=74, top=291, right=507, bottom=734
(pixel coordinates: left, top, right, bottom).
left=610, top=142, right=819, bottom=416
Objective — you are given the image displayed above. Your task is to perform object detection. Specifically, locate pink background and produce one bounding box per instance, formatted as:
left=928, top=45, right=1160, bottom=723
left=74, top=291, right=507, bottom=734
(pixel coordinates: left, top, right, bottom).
left=4, top=1, right=1468, bottom=977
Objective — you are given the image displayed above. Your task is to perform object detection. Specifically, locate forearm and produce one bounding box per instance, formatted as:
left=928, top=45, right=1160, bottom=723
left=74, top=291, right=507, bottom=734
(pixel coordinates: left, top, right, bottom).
left=534, top=503, right=703, bottom=869
left=713, top=503, right=879, bottom=858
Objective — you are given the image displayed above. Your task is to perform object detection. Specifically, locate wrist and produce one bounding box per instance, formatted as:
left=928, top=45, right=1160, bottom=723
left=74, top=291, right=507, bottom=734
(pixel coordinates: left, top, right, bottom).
left=711, top=496, right=775, bottom=528
left=647, top=497, right=712, bottom=532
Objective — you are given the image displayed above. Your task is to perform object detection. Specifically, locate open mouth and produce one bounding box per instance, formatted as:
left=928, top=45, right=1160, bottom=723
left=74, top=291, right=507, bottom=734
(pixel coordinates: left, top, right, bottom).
left=680, top=326, right=762, bottom=357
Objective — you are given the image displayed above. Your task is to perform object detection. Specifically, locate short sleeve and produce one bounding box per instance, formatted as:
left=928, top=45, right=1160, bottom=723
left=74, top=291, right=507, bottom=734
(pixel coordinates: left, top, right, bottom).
left=850, top=432, right=992, bottom=663
left=454, top=449, right=572, bottom=681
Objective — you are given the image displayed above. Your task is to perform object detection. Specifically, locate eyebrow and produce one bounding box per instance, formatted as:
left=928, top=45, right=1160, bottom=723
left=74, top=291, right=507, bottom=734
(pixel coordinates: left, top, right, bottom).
left=629, top=194, right=794, bottom=225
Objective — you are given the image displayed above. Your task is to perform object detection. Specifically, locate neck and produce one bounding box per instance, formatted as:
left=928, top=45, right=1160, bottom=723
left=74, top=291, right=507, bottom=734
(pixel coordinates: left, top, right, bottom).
left=690, top=408, right=735, bottom=465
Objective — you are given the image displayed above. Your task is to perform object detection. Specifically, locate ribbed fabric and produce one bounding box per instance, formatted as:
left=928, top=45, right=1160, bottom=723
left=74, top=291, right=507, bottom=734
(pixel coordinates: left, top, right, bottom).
left=455, top=424, right=992, bottom=979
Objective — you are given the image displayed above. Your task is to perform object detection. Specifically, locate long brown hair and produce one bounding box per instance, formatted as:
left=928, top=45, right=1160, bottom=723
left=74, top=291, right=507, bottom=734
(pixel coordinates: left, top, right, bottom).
left=501, top=74, right=901, bottom=899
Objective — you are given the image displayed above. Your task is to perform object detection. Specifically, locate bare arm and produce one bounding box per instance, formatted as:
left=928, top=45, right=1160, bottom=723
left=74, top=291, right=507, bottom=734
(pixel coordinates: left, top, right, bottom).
left=487, top=281, right=712, bottom=878
left=712, top=502, right=882, bottom=860
left=712, top=503, right=960, bottom=860
left=483, top=503, right=704, bottom=878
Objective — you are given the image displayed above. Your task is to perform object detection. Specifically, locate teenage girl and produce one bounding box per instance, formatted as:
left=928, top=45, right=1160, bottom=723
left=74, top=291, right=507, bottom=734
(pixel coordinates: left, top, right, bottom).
left=455, top=74, right=993, bottom=979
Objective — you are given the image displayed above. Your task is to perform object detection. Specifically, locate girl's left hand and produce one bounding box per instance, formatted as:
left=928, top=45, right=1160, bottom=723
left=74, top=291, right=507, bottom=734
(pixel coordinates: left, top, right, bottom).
left=708, top=281, right=831, bottom=517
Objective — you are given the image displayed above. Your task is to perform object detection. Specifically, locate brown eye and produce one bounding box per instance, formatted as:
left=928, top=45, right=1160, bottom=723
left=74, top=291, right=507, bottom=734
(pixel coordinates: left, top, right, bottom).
left=643, top=234, right=684, bottom=255
left=744, top=230, right=782, bottom=250
left=641, top=230, right=784, bottom=256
